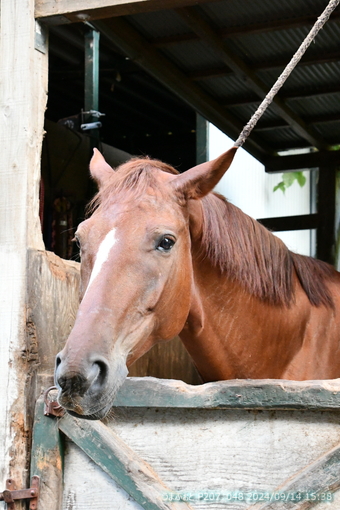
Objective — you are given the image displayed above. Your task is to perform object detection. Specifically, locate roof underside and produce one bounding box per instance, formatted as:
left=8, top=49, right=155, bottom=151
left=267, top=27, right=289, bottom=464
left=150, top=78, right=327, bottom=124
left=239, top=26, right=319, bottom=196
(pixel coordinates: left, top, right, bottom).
left=43, top=0, right=340, bottom=166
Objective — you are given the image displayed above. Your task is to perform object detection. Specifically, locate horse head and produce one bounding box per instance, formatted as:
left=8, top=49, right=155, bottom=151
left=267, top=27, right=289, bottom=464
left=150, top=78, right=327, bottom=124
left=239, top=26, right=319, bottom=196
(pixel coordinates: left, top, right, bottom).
left=55, top=147, right=237, bottom=419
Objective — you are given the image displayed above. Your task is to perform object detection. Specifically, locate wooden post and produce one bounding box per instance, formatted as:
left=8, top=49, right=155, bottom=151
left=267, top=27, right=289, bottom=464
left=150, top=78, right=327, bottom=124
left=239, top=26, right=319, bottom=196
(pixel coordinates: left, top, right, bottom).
left=334, top=169, right=340, bottom=271
left=317, top=166, right=336, bottom=264
left=0, top=0, right=48, bottom=494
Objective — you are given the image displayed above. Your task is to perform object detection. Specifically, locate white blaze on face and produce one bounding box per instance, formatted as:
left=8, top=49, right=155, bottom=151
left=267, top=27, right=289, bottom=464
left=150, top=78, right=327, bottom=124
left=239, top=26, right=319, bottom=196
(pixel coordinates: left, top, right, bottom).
left=85, top=228, right=117, bottom=296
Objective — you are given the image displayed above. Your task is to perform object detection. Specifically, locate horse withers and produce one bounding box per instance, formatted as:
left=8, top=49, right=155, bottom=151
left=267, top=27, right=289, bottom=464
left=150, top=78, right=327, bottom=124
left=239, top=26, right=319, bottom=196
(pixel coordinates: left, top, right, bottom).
left=55, top=148, right=340, bottom=419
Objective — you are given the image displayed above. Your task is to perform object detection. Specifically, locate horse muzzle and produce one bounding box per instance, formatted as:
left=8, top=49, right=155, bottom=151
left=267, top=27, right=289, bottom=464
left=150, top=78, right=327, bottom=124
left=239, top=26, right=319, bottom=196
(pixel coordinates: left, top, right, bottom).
left=54, top=351, right=123, bottom=419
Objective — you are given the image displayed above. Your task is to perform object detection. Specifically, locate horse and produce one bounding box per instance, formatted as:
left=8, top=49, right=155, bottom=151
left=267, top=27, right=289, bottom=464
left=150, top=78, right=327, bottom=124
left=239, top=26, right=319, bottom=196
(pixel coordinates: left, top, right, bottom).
left=55, top=147, right=340, bottom=419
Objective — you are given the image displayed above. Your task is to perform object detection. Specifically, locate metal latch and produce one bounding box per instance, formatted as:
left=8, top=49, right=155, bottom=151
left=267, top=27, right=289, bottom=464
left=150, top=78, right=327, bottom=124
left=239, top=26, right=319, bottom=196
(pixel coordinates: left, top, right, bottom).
left=44, top=386, right=65, bottom=417
left=0, top=476, right=39, bottom=509
left=80, top=109, right=105, bottom=131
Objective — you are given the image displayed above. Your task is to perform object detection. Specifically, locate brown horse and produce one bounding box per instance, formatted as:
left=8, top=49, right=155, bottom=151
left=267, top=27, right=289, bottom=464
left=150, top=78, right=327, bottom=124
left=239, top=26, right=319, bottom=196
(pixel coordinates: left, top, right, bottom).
left=55, top=147, right=340, bottom=419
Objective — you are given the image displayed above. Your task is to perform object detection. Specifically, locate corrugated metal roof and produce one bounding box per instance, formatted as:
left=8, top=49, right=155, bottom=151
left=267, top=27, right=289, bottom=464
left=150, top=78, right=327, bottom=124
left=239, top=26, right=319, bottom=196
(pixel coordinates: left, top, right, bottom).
left=123, top=0, right=340, bottom=154
left=199, top=0, right=331, bottom=28
left=48, top=0, right=340, bottom=159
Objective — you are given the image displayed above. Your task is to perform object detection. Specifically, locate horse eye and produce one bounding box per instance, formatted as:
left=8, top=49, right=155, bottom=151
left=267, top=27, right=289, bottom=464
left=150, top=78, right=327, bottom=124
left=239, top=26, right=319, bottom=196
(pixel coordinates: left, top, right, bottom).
left=73, top=235, right=81, bottom=249
left=157, top=236, right=175, bottom=252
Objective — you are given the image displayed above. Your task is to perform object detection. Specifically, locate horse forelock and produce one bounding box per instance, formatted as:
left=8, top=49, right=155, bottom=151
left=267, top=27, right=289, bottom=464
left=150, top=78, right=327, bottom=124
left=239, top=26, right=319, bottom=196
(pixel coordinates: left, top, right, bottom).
left=87, top=157, right=179, bottom=214
left=200, top=193, right=336, bottom=308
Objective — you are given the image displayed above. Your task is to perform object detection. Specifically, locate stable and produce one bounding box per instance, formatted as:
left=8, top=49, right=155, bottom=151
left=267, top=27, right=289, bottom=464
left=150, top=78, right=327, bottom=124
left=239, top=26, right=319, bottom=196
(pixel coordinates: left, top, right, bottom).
left=1, top=0, right=340, bottom=508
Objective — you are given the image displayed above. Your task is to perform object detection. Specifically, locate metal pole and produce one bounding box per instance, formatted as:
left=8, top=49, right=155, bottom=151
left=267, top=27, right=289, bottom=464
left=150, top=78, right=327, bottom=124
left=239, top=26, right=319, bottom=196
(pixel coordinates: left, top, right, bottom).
left=84, top=28, right=100, bottom=137
left=196, top=113, right=209, bottom=165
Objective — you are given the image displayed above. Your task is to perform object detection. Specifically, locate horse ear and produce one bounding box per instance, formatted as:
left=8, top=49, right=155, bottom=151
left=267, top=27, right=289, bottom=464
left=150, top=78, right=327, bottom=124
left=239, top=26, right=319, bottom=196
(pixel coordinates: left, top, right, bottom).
left=171, top=146, right=238, bottom=199
left=90, top=148, right=115, bottom=188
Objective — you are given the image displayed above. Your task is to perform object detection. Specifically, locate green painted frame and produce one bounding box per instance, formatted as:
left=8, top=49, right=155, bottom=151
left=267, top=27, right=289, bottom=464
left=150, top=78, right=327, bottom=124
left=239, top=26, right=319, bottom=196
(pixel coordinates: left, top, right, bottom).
left=113, top=376, right=340, bottom=410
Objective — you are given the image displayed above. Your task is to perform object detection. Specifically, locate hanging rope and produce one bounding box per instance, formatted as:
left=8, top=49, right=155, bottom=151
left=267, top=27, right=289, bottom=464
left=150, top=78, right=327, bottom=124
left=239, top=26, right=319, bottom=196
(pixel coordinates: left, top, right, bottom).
left=234, top=0, right=340, bottom=148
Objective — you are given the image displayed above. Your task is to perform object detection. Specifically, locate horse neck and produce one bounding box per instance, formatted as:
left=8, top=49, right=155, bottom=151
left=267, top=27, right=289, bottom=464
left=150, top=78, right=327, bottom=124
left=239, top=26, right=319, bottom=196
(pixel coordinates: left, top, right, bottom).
left=180, top=199, right=310, bottom=381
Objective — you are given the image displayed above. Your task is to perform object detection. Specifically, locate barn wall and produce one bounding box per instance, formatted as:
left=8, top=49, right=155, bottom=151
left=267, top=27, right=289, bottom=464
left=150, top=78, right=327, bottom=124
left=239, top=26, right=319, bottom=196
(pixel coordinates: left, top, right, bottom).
left=0, top=0, right=48, bottom=496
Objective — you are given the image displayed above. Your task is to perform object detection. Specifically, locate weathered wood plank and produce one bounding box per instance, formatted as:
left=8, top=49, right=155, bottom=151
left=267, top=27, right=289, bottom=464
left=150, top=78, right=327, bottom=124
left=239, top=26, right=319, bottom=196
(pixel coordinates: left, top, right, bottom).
left=58, top=414, right=194, bottom=510
left=246, top=442, right=340, bottom=509
left=107, top=407, right=340, bottom=510
left=0, top=0, right=48, bottom=492
left=30, top=398, right=63, bottom=510
left=27, top=249, right=80, bottom=375
left=35, top=0, right=217, bottom=24
left=113, top=377, right=340, bottom=410
left=63, top=441, right=145, bottom=510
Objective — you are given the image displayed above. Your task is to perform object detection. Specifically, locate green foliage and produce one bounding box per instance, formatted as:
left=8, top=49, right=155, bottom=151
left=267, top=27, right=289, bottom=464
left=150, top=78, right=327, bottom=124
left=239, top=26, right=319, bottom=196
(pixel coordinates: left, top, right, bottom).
left=273, top=171, right=306, bottom=194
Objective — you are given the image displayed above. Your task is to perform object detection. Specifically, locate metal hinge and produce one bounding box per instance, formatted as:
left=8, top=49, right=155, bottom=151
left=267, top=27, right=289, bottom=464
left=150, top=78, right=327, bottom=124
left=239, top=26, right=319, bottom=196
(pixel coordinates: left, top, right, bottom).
left=0, top=476, right=39, bottom=509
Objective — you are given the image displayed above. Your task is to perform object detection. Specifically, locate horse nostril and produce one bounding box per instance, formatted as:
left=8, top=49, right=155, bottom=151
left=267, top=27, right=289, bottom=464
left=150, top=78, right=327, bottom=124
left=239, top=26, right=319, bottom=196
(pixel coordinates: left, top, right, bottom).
left=91, top=360, right=109, bottom=391
left=55, top=354, right=62, bottom=369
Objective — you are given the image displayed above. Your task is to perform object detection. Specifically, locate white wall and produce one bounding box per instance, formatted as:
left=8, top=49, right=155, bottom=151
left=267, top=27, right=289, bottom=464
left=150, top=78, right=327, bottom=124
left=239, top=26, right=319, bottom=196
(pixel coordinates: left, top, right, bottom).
left=209, top=124, right=313, bottom=256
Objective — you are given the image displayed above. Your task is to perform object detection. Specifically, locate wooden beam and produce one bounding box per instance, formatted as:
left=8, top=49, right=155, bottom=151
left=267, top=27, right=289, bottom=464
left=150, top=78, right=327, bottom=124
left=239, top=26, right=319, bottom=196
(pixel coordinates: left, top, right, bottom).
left=253, top=50, right=340, bottom=72
left=0, top=0, right=48, bottom=492
left=188, top=50, right=340, bottom=82
left=254, top=120, right=289, bottom=132
left=222, top=85, right=340, bottom=108
left=175, top=7, right=329, bottom=151
left=255, top=113, right=340, bottom=132
left=283, top=84, right=340, bottom=101
left=35, top=0, right=217, bottom=24
left=91, top=17, right=270, bottom=161
left=113, top=377, right=340, bottom=410
left=258, top=214, right=318, bottom=232
left=188, top=66, right=232, bottom=81
left=265, top=151, right=340, bottom=172
left=59, top=413, right=195, bottom=510
left=317, top=166, right=336, bottom=264
left=152, top=10, right=340, bottom=47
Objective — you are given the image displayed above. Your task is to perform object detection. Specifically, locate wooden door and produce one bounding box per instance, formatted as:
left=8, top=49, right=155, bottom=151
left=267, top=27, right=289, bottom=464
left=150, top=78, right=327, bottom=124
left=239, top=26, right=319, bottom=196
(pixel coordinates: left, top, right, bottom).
left=32, top=378, right=340, bottom=510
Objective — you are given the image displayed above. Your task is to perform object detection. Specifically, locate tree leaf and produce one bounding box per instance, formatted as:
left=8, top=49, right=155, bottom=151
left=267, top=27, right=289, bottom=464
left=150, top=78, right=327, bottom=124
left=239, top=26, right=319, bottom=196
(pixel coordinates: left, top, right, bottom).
left=273, top=181, right=286, bottom=193
left=282, top=172, right=297, bottom=188
left=296, top=172, right=307, bottom=187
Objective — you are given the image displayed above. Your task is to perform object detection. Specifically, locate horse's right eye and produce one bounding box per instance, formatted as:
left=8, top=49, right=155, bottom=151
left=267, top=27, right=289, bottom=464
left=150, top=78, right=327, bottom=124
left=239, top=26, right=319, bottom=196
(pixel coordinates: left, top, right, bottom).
left=157, top=236, right=175, bottom=252
left=74, top=235, right=81, bottom=249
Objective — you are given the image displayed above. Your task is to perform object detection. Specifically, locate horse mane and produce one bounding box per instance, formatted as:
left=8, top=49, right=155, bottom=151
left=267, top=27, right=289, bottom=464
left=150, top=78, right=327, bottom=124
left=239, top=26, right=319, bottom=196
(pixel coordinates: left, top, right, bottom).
left=88, top=157, right=337, bottom=308
left=200, top=192, right=337, bottom=308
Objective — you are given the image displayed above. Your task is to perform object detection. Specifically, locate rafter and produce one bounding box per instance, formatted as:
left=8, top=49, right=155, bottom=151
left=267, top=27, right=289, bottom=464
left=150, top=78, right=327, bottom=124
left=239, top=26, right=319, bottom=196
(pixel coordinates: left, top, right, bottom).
left=253, top=50, right=340, bottom=71
left=175, top=6, right=329, bottom=150
left=35, top=0, right=217, bottom=24
left=254, top=113, right=340, bottom=132
left=221, top=85, right=340, bottom=108
left=153, top=10, right=340, bottom=47
left=91, top=17, right=272, bottom=161
left=186, top=50, right=340, bottom=82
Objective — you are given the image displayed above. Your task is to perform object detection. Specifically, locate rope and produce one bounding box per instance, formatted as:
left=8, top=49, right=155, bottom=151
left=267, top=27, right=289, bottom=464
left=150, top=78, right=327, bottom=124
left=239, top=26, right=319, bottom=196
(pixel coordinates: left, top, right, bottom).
left=234, top=0, right=340, bottom=148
